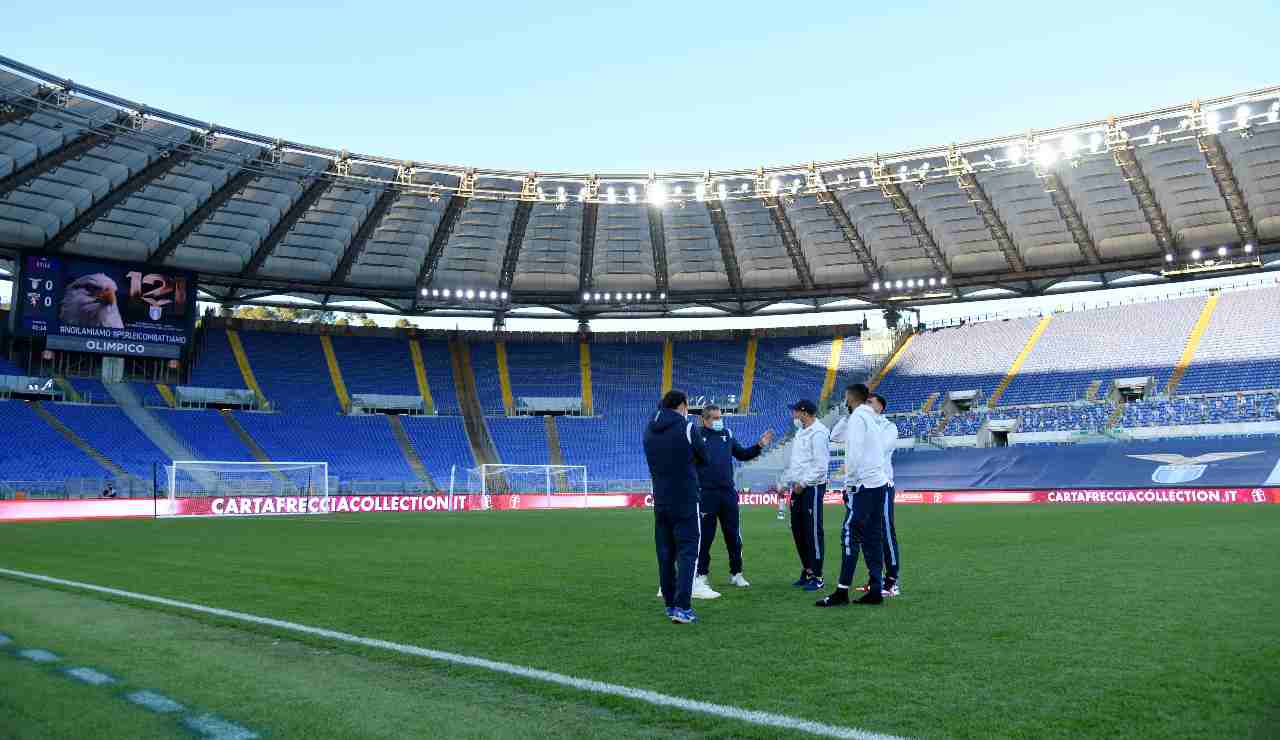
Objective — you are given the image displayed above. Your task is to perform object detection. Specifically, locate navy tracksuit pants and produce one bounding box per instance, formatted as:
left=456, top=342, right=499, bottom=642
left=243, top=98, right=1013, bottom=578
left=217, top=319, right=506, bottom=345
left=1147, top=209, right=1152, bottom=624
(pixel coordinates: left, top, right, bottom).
left=789, top=484, right=825, bottom=578
left=837, top=484, right=888, bottom=591
left=655, top=507, right=700, bottom=610
left=884, top=485, right=900, bottom=582
left=697, top=487, right=742, bottom=576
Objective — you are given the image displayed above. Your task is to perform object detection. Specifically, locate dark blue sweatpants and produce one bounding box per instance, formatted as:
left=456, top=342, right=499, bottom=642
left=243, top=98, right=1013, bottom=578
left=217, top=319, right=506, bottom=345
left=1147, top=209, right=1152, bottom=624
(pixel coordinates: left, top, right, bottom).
left=884, top=485, right=899, bottom=582
left=697, top=487, right=742, bottom=576
left=656, top=507, right=701, bottom=610
left=837, top=485, right=887, bottom=591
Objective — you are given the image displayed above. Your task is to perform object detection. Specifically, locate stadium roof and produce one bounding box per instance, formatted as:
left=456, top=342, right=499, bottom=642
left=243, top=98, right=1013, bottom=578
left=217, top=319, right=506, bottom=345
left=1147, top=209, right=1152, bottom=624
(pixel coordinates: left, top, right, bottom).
left=1, top=54, right=1279, bottom=322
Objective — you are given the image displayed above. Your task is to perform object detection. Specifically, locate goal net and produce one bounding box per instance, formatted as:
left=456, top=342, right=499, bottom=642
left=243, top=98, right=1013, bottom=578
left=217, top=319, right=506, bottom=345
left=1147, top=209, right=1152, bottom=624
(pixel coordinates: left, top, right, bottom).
left=463, top=464, right=588, bottom=507
left=163, top=461, right=330, bottom=516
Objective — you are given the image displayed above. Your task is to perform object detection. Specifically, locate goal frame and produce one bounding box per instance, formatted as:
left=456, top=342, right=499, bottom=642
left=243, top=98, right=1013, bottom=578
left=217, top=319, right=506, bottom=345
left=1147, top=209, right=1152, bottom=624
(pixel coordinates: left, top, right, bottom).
left=468, top=463, right=589, bottom=507
left=163, top=460, right=330, bottom=517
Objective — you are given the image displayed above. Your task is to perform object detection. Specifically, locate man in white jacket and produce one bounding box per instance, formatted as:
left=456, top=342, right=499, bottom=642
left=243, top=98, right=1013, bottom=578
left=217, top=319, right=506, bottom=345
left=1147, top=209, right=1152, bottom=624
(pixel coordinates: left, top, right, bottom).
left=780, top=399, right=830, bottom=592
left=817, top=383, right=889, bottom=607
left=863, top=392, right=900, bottom=597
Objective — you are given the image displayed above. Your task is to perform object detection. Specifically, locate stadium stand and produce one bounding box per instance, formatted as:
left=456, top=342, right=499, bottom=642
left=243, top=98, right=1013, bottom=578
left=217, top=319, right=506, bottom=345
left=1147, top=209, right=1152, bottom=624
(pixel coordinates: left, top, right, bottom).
left=0, top=400, right=105, bottom=480
left=234, top=330, right=341, bottom=414
left=156, top=409, right=257, bottom=462
left=44, top=403, right=167, bottom=477
left=233, top=411, right=414, bottom=483
left=398, top=416, right=477, bottom=483
left=191, top=330, right=255, bottom=391
left=875, top=318, right=1037, bottom=410
left=469, top=343, right=507, bottom=416
left=1175, top=286, right=1280, bottom=394
left=671, top=339, right=745, bottom=405
left=330, top=335, right=421, bottom=398
left=503, top=341, right=581, bottom=402
left=1000, top=296, right=1205, bottom=405
left=488, top=417, right=552, bottom=467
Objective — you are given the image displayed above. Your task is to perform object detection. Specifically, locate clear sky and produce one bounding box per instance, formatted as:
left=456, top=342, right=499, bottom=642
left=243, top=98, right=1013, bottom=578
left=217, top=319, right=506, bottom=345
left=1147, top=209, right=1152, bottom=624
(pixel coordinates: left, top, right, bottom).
left=2, top=1, right=1278, bottom=330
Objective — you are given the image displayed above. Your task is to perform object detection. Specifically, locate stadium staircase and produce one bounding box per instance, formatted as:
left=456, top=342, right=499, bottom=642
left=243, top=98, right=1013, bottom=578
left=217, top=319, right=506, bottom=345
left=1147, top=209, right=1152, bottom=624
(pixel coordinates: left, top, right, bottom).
left=407, top=338, right=437, bottom=415
left=1165, top=293, right=1220, bottom=396
left=578, top=341, right=593, bottom=416
left=216, top=411, right=290, bottom=484
left=386, top=414, right=438, bottom=490
left=867, top=332, right=914, bottom=392
left=494, top=341, right=516, bottom=416
left=448, top=339, right=502, bottom=466
left=544, top=416, right=572, bottom=490
left=1084, top=380, right=1103, bottom=402
left=104, top=382, right=198, bottom=465
left=155, top=383, right=178, bottom=408
left=29, top=401, right=126, bottom=478
left=818, top=337, right=845, bottom=409
left=54, top=376, right=82, bottom=403
left=226, top=329, right=269, bottom=408
left=739, top=336, right=758, bottom=413
left=661, top=338, right=674, bottom=395
left=921, top=392, right=940, bottom=413
left=1104, top=403, right=1127, bottom=430
left=319, top=335, right=352, bottom=414
left=988, top=315, right=1053, bottom=408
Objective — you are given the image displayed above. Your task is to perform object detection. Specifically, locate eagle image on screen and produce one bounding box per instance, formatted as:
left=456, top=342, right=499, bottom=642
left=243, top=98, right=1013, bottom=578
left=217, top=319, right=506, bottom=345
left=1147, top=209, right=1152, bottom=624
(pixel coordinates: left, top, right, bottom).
left=60, top=273, right=124, bottom=329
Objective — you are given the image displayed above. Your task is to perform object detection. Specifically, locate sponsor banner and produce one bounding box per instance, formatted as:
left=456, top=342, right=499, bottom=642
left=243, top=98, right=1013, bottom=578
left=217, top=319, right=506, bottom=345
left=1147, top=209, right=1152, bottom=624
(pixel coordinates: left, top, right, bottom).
left=3, top=488, right=1276, bottom=522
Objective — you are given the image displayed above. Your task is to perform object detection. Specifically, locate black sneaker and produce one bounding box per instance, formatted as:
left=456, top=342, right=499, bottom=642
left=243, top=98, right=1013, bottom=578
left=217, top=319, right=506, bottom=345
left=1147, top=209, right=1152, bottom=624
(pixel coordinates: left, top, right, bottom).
left=815, top=589, right=850, bottom=607
left=792, top=571, right=810, bottom=587
left=854, top=589, right=884, bottom=605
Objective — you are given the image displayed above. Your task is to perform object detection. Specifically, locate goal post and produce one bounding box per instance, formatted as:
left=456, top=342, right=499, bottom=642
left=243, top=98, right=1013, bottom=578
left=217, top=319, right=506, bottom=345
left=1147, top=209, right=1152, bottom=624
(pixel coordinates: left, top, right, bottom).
left=465, top=464, right=588, bottom=507
left=162, top=460, right=330, bottom=517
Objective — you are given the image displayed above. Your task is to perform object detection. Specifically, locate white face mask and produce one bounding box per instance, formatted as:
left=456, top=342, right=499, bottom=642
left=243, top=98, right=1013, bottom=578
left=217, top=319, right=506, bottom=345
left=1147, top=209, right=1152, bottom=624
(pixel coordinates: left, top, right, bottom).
left=710, top=420, right=724, bottom=432
left=792, top=418, right=804, bottom=431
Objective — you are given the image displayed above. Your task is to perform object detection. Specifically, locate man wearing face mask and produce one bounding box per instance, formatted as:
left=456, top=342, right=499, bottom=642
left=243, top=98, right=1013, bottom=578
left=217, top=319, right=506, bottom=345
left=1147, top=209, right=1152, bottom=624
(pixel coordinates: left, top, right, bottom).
left=780, top=399, right=830, bottom=592
left=692, top=404, right=775, bottom=597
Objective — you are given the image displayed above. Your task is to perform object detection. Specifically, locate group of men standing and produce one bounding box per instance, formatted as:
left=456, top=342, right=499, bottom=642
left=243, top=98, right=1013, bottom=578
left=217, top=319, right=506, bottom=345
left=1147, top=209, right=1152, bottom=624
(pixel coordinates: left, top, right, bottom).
left=642, top=383, right=899, bottom=625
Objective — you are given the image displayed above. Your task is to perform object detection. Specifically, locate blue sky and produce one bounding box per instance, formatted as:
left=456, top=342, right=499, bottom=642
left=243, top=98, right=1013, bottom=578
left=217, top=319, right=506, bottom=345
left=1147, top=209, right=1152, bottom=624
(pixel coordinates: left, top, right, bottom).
left=5, top=1, right=1277, bottom=173
left=3, top=1, right=1278, bottom=330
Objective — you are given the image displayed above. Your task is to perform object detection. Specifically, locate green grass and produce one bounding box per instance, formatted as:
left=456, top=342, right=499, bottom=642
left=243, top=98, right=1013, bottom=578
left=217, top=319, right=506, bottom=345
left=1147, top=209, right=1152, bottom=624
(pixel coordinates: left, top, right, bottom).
left=1, top=505, right=1278, bottom=739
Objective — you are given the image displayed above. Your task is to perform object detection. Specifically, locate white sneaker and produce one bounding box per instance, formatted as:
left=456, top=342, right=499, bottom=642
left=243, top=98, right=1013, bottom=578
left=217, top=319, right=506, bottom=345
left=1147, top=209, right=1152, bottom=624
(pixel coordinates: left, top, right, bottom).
left=729, top=573, right=750, bottom=588
left=776, top=510, right=786, bottom=521
left=657, top=587, right=663, bottom=600
left=691, top=575, right=721, bottom=600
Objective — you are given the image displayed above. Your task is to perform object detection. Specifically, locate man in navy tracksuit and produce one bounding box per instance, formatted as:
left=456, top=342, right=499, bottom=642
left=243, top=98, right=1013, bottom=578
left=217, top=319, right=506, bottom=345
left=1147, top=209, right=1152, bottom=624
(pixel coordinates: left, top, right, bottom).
left=643, top=389, right=710, bottom=624
left=693, top=404, right=774, bottom=596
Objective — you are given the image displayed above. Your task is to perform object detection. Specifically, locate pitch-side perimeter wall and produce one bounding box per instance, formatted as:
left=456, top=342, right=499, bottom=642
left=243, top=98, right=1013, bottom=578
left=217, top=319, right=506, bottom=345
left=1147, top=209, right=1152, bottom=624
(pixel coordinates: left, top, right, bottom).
left=2, top=488, right=1278, bottom=522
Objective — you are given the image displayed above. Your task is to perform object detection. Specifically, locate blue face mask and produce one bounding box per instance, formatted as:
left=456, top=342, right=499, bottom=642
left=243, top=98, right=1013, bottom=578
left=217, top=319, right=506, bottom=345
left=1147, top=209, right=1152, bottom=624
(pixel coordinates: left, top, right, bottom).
left=710, top=420, right=724, bottom=432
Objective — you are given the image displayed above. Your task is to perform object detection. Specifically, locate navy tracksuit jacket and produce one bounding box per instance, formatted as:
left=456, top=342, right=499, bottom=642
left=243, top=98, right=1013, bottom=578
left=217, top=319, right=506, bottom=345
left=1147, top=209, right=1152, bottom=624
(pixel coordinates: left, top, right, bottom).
left=694, top=426, right=762, bottom=576
left=643, top=407, right=709, bottom=610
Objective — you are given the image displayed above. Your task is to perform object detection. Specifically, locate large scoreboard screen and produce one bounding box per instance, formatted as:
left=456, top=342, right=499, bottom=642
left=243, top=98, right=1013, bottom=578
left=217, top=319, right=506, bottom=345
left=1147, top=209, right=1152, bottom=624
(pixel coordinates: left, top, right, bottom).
left=10, top=254, right=197, bottom=359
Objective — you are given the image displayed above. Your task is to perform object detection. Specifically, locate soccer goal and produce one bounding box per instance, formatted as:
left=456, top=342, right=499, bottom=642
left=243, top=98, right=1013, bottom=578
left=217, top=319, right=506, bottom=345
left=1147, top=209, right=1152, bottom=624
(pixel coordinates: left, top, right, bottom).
left=162, top=460, right=330, bottom=517
left=462, top=464, right=588, bottom=508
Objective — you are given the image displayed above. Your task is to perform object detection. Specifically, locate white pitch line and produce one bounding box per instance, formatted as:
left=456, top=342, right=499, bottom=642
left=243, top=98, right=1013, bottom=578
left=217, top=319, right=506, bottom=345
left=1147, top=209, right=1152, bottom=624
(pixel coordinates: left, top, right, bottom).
left=0, top=567, right=901, bottom=740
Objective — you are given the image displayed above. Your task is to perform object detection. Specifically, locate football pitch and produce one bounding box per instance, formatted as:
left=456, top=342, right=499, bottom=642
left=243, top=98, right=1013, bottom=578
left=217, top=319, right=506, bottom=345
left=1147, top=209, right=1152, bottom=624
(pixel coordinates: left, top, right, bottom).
left=1, top=504, right=1277, bottom=739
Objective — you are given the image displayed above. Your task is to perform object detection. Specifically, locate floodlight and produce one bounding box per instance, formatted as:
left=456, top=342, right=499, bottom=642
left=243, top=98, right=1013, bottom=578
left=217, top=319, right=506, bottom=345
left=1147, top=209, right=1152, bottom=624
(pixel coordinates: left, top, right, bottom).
left=940, top=277, right=947, bottom=285
left=578, top=187, right=587, bottom=202
left=1006, top=144, right=1023, bottom=164
left=648, top=183, right=666, bottom=206
left=740, top=183, right=750, bottom=193
left=1089, top=132, right=1103, bottom=152
left=1036, top=145, right=1058, bottom=168
left=717, top=183, right=727, bottom=200
left=673, top=185, right=683, bottom=196
left=791, top=179, right=801, bottom=193
left=500, top=291, right=508, bottom=300
left=872, top=281, right=880, bottom=290
left=928, top=277, right=936, bottom=286
left=1061, top=135, right=1079, bottom=155
left=1236, top=105, right=1251, bottom=126
left=1205, top=110, right=1220, bottom=133
left=1191, top=249, right=1202, bottom=260
left=583, top=292, right=591, bottom=301
left=1147, top=125, right=1160, bottom=145
left=695, top=182, right=706, bottom=201
left=627, top=186, right=637, bottom=203
left=443, top=289, right=451, bottom=298
left=895, top=280, right=903, bottom=289
left=769, top=178, right=780, bottom=194
left=1218, top=246, right=1228, bottom=257
left=556, top=186, right=566, bottom=201
left=1270, top=102, right=1279, bottom=123
left=659, top=292, right=667, bottom=300
left=465, top=289, right=475, bottom=300
left=431, top=289, right=439, bottom=297
left=644, top=293, right=651, bottom=300
left=1245, top=242, right=1255, bottom=253
left=606, top=186, right=616, bottom=203
left=421, top=288, right=428, bottom=296
left=1165, top=253, right=1174, bottom=262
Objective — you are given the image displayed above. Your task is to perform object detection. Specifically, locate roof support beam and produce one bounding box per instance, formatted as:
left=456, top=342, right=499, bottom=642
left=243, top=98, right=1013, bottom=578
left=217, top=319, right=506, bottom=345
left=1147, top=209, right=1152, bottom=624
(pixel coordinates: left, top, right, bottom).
left=647, top=203, right=669, bottom=295
left=0, top=113, right=128, bottom=202
left=761, top=191, right=815, bottom=290
left=810, top=166, right=881, bottom=281
left=1040, top=172, right=1103, bottom=264
left=577, top=178, right=600, bottom=296
left=329, top=185, right=398, bottom=286
left=703, top=197, right=744, bottom=297
left=149, top=152, right=268, bottom=266
left=1193, top=103, right=1258, bottom=247
left=46, top=136, right=199, bottom=253
left=1104, top=118, right=1175, bottom=254
left=416, top=194, right=467, bottom=294
left=241, top=172, right=334, bottom=278
left=0, top=86, right=54, bottom=126
left=871, top=159, right=952, bottom=279
left=947, top=147, right=1026, bottom=272
left=499, top=196, right=534, bottom=293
